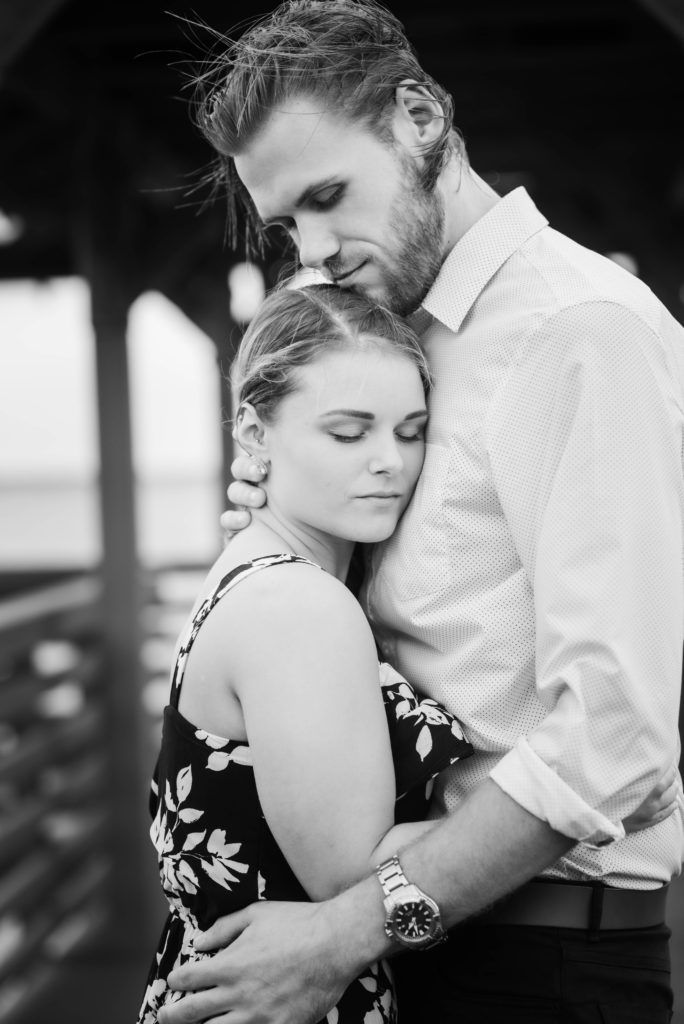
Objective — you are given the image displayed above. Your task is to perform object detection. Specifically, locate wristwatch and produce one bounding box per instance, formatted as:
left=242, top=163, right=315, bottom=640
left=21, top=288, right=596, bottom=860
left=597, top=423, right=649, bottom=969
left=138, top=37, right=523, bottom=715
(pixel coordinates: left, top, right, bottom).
left=375, top=855, right=445, bottom=950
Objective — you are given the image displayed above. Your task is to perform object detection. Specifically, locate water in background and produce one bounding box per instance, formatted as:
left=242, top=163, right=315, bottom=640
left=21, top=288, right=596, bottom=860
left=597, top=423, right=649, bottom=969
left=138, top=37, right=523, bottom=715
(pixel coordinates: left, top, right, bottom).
left=0, top=476, right=223, bottom=570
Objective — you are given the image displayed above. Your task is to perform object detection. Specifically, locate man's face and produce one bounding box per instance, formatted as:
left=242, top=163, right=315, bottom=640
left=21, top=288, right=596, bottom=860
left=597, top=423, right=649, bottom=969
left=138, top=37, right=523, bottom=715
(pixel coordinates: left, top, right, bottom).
left=234, top=96, right=445, bottom=316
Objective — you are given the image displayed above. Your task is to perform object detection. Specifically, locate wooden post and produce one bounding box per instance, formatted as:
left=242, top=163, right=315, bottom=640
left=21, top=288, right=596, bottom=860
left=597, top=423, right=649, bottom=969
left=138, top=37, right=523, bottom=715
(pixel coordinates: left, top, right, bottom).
left=160, top=276, right=244, bottom=525
left=78, top=128, right=165, bottom=958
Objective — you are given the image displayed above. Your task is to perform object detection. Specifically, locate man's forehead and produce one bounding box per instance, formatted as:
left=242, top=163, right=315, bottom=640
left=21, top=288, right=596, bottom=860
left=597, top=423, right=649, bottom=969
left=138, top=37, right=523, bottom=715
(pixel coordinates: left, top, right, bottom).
left=245, top=96, right=336, bottom=157
left=236, top=103, right=355, bottom=215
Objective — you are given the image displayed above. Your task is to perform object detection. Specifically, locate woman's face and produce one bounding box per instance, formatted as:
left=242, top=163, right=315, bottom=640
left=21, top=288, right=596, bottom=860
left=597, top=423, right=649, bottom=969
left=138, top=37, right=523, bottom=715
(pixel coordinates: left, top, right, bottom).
left=262, top=342, right=428, bottom=548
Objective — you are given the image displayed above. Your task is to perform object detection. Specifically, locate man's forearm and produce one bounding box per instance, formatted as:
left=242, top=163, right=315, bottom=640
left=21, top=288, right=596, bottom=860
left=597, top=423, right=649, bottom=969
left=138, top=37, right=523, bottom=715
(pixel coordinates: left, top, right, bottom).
left=401, top=778, right=574, bottom=925
left=327, top=778, right=575, bottom=968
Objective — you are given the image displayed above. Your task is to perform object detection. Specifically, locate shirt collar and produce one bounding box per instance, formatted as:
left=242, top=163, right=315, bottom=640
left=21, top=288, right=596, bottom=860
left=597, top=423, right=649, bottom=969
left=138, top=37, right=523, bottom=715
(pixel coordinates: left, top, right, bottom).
left=421, top=187, right=548, bottom=334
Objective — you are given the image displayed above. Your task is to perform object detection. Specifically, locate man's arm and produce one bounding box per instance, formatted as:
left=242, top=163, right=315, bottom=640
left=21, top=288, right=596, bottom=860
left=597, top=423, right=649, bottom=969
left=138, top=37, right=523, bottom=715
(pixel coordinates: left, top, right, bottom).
left=158, top=779, right=573, bottom=1024
left=158, top=767, right=680, bottom=1024
left=487, top=304, right=684, bottom=837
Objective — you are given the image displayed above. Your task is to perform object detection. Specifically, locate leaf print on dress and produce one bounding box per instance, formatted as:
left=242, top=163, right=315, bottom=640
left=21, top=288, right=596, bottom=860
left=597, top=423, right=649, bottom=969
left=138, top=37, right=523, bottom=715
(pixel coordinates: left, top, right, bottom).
left=193, top=728, right=253, bottom=770
left=379, top=664, right=473, bottom=802
left=207, top=746, right=252, bottom=771
left=415, top=724, right=434, bottom=761
left=165, top=780, right=177, bottom=812
left=195, top=729, right=230, bottom=750
left=183, top=832, right=206, bottom=852
left=179, top=807, right=204, bottom=823
left=176, top=765, right=193, bottom=803
left=201, top=830, right=250, bottom=889
left=176, top=859, right=200, bottom=895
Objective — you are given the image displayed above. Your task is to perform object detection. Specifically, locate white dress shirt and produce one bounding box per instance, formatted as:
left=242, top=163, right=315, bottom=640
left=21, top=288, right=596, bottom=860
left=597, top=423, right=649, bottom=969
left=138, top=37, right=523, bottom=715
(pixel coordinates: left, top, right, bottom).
left=364, top=187, right=684, bottom=888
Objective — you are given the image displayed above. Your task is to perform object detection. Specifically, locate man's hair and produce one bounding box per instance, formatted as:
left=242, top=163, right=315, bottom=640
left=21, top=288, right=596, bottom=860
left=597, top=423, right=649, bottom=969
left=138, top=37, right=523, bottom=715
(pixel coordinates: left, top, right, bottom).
left=193, top=0, right=461, bottom=255
left=232, top=283, right=432, bottom=422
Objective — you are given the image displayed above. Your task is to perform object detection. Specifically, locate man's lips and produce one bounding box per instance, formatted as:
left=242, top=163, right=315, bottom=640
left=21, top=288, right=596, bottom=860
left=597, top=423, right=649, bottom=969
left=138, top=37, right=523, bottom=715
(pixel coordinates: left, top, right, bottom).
left=331, top=261, right=367, bottom=284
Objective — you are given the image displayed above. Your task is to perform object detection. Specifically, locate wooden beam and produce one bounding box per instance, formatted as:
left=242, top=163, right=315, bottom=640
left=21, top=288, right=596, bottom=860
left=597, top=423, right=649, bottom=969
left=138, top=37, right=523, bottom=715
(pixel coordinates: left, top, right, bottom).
left=0, top=0, right=69, bottom=73
left=633, top=0, right=684, bottom=45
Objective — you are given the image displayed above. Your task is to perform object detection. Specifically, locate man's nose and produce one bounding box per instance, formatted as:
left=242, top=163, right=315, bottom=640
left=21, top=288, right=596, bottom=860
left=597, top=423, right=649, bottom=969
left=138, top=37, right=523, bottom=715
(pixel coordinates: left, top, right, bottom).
left=296, top=219, right=340, bottom=269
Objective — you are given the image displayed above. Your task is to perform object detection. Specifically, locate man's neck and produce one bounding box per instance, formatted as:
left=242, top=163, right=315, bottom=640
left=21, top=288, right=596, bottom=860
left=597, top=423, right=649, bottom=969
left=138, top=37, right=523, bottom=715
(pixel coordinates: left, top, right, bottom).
left=439, top=163, right=500, bottom=258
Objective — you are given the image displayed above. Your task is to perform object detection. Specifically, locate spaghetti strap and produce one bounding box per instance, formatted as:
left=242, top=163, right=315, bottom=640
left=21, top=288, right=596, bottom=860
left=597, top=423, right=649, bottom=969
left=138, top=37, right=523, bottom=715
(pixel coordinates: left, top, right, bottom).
left=170, top=553, right=322, bottom=705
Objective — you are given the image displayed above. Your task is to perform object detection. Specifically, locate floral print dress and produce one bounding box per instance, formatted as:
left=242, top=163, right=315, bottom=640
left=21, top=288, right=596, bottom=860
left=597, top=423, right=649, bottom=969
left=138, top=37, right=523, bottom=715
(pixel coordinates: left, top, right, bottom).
left=137, top=554, right=472, bottom=1024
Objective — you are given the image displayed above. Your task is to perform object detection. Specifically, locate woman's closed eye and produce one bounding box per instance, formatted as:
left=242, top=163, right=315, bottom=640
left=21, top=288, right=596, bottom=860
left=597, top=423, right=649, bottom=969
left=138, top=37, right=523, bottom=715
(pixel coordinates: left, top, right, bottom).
left=395, top=428, right=425, bottom=443
left=329, top=430, right=365, bottom=443
left=328, top=427, right=425, bottom=444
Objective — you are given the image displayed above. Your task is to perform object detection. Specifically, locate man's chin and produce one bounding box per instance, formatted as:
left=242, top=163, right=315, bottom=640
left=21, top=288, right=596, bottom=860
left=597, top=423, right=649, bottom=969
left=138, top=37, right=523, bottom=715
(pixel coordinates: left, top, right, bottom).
left=346, top=280, right=404, bottom=315
left=343, top=272, right=426, bottom=316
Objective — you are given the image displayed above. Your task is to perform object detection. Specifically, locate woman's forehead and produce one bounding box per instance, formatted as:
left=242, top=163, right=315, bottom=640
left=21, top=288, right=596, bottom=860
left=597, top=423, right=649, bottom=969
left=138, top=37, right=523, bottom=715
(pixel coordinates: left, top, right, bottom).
left=289, top=344, right=424, bottom=402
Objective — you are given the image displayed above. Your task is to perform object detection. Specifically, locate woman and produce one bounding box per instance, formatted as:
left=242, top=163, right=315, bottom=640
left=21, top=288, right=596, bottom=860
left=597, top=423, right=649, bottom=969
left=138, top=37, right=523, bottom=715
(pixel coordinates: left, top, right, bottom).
left=137, top=284, right=678, bottom=1024
left=137, top=284, right=473, bottom=1024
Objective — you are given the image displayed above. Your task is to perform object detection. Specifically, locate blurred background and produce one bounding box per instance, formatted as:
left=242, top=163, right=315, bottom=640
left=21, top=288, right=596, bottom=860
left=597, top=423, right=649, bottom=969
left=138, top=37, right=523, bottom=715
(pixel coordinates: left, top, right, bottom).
left=0, top=0, right=683, bottom=1020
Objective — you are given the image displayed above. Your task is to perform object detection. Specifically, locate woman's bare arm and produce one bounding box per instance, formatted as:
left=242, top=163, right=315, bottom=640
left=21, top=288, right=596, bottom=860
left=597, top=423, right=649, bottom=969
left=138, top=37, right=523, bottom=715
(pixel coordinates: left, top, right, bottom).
left=225, top=562, right=431, bottom=900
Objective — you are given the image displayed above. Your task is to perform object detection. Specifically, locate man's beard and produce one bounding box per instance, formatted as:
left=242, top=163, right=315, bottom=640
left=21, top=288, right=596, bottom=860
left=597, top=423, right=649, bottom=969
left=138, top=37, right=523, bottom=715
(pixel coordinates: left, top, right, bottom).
left=363, top=157, right=445, bottom=317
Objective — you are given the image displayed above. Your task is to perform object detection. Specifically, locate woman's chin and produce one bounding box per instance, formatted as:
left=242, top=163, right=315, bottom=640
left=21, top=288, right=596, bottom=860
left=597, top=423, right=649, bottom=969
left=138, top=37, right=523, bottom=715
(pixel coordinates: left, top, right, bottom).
left=350, top=521, right=402, bottom=544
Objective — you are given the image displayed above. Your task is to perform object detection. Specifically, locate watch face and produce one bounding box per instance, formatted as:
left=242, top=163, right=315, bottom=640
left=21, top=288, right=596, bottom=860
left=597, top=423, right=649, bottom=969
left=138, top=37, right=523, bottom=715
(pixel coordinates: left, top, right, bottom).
left=392, top=899, right=437, bottom=940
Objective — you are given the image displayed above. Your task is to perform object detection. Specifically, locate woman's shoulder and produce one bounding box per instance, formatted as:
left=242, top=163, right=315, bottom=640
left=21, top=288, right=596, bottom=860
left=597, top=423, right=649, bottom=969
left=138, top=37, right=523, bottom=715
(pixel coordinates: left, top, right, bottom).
left=206, top=551, right=370, bottom=641
left=218, top=558, right=378, bottom=688
left=241, top=556, right=364, bottom=621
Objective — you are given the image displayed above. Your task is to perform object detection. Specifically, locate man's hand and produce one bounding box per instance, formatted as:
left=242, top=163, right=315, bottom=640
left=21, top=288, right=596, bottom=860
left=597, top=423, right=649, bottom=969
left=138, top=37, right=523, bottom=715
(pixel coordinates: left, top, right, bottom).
left=219, top=454, right=268, bottom=539
left=623, top=761, right=683, bottom=834
left=157, top=900, right=359, bottom=1024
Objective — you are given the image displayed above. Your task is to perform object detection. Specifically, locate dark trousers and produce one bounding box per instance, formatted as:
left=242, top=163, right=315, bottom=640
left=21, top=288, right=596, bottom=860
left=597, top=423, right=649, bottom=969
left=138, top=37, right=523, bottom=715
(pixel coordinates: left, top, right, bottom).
left=392, top=922, right=673, bottom=1023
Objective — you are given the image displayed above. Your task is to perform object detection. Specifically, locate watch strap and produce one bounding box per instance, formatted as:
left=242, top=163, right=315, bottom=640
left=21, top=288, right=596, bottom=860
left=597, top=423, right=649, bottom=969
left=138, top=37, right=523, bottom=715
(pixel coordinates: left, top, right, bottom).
left=376, top=855, right=410, bottom=897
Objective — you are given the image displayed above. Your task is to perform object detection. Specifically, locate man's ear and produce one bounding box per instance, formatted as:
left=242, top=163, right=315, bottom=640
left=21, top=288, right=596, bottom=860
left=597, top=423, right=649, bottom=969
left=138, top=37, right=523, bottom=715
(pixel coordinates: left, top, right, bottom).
left=233, top=402, right=270, bottom=459
left=393, top=81, right=444, bottom=151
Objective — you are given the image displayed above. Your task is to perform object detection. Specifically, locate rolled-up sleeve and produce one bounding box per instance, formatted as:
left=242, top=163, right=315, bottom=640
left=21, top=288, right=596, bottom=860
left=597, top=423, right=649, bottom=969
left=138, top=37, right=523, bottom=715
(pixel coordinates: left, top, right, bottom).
left=487, top=301, right=684, bottom=844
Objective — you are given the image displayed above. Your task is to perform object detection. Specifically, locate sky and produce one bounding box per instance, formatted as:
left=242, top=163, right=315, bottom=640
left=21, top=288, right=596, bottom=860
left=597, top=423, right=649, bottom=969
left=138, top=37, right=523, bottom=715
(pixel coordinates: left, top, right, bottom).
left=0, top=276, right=223, bottom=481
left=0, top=276, right=226, bottom=567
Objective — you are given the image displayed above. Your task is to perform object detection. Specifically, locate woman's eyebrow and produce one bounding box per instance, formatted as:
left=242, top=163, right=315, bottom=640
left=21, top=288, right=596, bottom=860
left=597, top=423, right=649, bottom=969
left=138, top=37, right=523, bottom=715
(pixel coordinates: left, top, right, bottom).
left=320, top=409, right=375, bottom=420
left=319, top=409, right=428, bottom=420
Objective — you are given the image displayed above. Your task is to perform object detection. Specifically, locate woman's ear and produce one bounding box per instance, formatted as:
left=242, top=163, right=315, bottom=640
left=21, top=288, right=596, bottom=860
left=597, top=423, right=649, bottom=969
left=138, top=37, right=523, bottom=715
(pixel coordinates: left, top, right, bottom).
left=233, top=402, right=270, bottom=462
left=392, top=81, right=444, bottom=151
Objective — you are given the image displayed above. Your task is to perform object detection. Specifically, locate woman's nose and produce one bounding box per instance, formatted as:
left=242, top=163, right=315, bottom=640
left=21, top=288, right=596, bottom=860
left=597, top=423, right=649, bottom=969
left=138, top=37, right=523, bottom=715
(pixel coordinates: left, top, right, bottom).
left=368, top=438, right=404, bottom=475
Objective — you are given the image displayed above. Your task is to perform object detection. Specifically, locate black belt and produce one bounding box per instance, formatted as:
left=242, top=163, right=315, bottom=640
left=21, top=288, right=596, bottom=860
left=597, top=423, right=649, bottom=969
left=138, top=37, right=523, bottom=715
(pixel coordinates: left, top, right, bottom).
left=477, top=879, right=668, bottom=931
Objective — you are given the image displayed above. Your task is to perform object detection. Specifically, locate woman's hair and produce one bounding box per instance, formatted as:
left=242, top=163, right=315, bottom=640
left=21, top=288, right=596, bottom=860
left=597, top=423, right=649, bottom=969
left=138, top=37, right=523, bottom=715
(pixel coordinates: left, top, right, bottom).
left=192, top=0, right=462, bottom=254
left=232, top=284, right=432, bottom=423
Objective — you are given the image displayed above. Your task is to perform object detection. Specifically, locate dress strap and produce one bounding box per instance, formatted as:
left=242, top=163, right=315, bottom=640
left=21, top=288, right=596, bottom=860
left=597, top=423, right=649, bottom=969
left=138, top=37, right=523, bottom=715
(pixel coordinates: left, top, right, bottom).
left=170, top=554, right=321, bottom=703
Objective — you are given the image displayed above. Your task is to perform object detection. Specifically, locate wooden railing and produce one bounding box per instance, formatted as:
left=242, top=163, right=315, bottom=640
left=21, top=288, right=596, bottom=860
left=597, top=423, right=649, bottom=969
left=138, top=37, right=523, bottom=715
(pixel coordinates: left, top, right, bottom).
left=0, top=575, right=109, bottom=1021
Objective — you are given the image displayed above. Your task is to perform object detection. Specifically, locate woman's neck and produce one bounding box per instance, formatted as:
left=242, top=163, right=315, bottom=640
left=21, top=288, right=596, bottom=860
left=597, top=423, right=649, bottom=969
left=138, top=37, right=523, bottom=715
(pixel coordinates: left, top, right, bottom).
left=235, top=506, right=354, bottom=581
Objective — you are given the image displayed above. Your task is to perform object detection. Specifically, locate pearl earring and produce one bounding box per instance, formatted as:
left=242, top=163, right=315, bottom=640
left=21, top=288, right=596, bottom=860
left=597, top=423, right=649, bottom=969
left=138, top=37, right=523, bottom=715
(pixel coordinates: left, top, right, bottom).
left=248, top=454, right=269, bottom=477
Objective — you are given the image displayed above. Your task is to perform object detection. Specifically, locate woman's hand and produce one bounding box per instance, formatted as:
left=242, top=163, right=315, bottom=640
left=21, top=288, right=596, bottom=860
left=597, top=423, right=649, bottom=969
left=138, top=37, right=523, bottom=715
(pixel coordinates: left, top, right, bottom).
left=623, top=761, right=683, bottom=833
left=219, top=454, right=268, bottom=539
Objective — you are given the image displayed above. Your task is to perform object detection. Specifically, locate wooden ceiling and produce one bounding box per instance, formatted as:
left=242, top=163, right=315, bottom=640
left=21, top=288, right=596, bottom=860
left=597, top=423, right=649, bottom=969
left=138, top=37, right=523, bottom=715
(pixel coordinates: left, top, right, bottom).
left=1, top=0, right=683, bottom=320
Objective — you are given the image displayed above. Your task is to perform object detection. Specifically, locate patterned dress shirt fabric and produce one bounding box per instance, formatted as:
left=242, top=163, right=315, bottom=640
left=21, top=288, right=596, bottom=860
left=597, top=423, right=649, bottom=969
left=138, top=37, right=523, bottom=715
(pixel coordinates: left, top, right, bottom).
left=363, top=186, right=684, bottom=889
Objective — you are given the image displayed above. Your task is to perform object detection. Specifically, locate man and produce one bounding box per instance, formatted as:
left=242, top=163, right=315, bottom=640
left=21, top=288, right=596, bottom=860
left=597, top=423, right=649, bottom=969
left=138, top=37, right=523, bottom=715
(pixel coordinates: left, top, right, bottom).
left=158, top=1, right=684, bottom=1021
